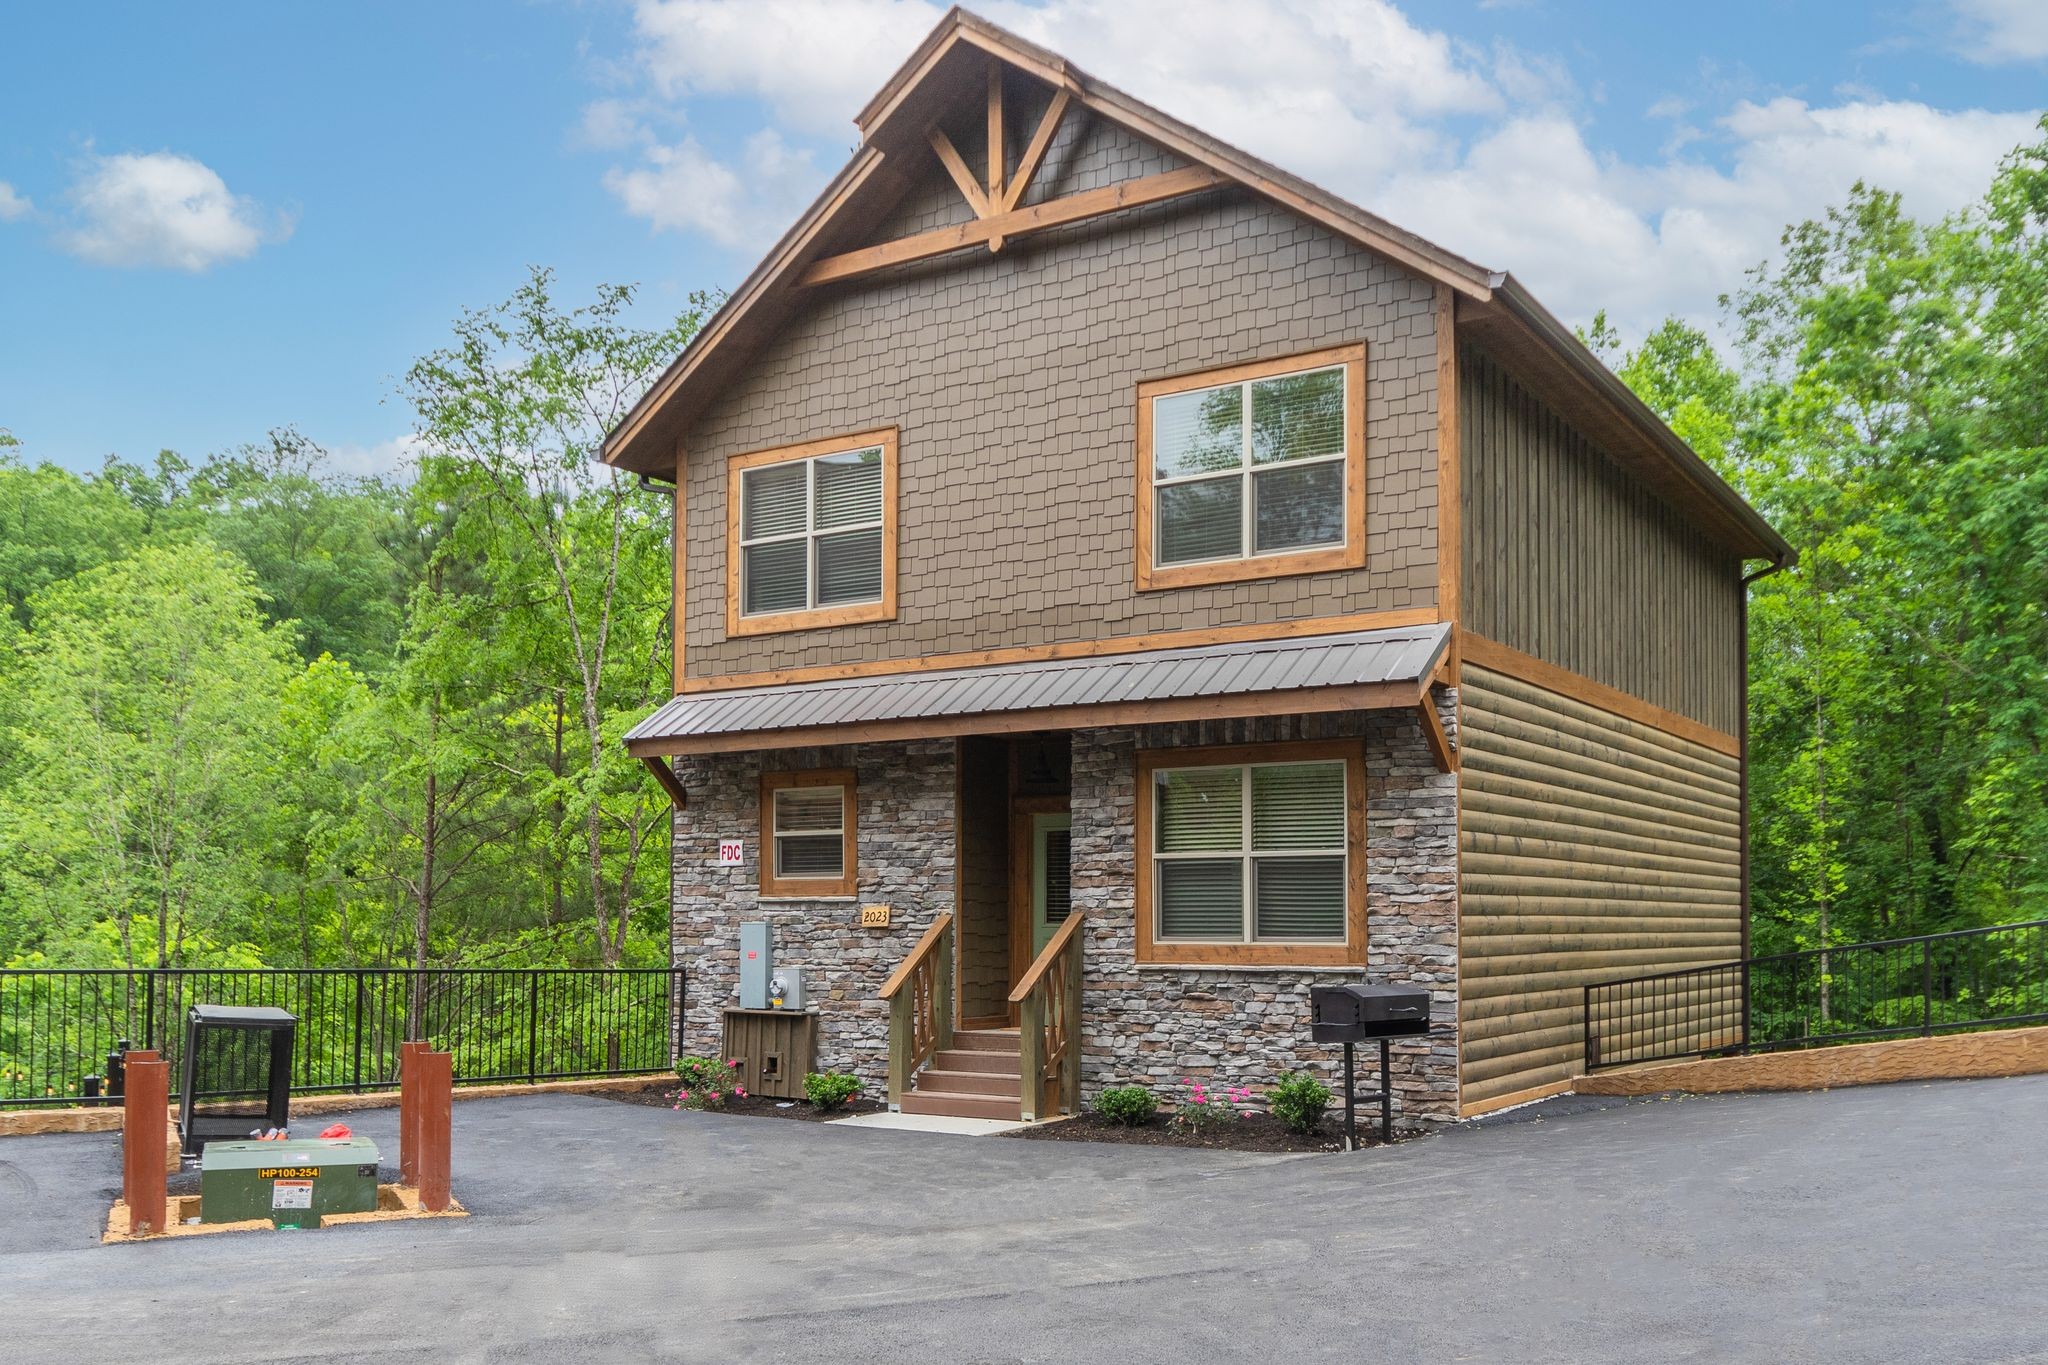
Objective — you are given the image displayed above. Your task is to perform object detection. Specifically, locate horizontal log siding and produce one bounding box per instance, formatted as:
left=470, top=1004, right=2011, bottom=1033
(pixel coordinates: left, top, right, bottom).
left=1460, top=346, right=1743, bottom=734
left=1457, top=664, right=1742, bottom=1106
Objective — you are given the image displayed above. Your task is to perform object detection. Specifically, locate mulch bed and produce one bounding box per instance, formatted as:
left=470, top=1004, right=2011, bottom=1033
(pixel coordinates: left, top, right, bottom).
left=1004, top=1111, right=1422, bottom=1153
left=594, top=1084, right=889, bottom=1123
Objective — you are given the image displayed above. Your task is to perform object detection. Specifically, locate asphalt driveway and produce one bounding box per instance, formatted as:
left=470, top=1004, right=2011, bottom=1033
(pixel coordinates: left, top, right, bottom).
left=1, top=1075, right=2043, bottom=1364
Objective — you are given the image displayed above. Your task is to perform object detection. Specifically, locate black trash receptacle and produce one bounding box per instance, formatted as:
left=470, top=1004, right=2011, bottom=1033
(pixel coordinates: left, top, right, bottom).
left=179, top=1005, right=295, bottom=1155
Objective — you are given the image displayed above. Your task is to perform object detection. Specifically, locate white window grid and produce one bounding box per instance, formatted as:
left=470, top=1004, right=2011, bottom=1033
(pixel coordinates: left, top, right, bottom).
left=739, top=448, right=884, bottom=616
left=772, top=785, right=847, bottom=879
left=1150, top=362, right=1348, bottom=569
left=1151, top=759, right=1349, bottom=945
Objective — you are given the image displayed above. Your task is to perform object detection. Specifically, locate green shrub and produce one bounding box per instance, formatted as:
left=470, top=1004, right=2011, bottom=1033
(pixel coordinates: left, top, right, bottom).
left=1091, top=1085, right=1158, bottom=1127
left=675, top=1056, right=743, bottom=1110
left=1266, top=1071, right=1331, bottom=1134
left=803, top=1071, right=862, bottom=1111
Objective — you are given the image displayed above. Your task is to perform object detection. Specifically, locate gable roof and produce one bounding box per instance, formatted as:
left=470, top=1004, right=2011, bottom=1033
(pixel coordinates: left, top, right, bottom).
left=600, top=7, right=1790, bottom=565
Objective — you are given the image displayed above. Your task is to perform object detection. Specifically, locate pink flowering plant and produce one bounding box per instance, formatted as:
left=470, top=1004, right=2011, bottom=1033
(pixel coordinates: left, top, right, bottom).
left=673, top=1056, right=746, bottom=1110
left=1172, top=1076, right=1255, bottom=1133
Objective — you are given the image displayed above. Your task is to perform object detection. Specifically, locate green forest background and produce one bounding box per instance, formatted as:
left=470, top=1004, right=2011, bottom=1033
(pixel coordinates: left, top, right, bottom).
left=2, top=122, right=2044, bottom=975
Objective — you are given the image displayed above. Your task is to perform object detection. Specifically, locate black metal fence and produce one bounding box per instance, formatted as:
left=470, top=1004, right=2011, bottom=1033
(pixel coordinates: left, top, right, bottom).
left=0, top=967, right=684, bottom=1107
left=1585, top=919, right=2048, bottom=1070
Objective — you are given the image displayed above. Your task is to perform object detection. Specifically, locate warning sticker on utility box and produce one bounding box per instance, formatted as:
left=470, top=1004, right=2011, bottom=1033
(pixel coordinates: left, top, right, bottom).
left=271, top=1179, right=314, bottom=1210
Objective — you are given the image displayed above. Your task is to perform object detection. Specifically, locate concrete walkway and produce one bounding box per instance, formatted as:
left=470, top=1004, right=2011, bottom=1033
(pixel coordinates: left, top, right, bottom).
left=2, top=1075, right=2043, bottom=1363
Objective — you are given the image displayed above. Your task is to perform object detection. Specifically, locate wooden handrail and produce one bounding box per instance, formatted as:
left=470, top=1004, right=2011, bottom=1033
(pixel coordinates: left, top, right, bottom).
left=1008, top=911, right=1085, bottom=1004
left=880, top=913, right=953, bottom=999
left=1012, top=913, right=1085, bottom=1121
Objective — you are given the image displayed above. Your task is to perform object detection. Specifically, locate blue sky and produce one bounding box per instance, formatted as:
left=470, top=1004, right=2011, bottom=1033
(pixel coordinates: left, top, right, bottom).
left=2, top=1, right=2042, bottom=477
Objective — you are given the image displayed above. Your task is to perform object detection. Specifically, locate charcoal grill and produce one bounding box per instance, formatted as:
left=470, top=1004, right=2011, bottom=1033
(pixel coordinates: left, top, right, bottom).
left=1310, top=982, right=1432, bottom=1148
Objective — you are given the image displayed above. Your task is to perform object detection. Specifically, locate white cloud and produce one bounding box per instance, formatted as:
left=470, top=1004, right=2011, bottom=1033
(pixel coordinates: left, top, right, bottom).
left=588, top=0, right=2042, bottom=338
left=1379, top=97, right=2040, bottom=337
left=1947, top=0, right=2048, bottom=63
left=604, top=128, right=822, bottom=248
left=626, top=0, right=941, bottom=135
left=0, top=181, right=31, bottom=222
left=326, top=433, right=422, bottom=479
left=59, top=151, right=288, bottom=271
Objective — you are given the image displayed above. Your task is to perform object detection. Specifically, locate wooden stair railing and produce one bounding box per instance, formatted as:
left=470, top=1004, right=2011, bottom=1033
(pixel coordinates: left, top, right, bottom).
left=880, top=913, right=954, bottom=1106
left=1008, top=913, right=1085, bottom=1121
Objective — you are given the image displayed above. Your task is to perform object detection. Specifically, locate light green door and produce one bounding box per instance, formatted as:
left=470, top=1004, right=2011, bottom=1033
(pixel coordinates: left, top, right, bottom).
left=1030, top=813, right=1073, bottom=956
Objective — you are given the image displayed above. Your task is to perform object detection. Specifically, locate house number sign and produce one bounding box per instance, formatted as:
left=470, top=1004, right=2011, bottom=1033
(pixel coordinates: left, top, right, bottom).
left=859, top=905, right=892, bottom=928
left=715, top=839, right=744, bottom=867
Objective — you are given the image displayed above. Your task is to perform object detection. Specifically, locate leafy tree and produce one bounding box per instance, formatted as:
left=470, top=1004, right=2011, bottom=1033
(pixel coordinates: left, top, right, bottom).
left=403, top=268, right=706, bottom=967
left=163, top=429, right=414, bottom=671
left=0, top=542, right=298, bottom=967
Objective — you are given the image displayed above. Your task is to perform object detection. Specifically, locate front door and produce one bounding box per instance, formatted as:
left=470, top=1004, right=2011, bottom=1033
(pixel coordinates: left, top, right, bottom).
left=1029, top=813, right=1073, bottom=956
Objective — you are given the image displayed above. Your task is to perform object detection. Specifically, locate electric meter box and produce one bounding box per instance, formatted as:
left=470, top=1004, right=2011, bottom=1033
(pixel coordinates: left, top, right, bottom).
left=739, top=921, right=773, bottom=1009
left=200, top=1136, right=381, bottom=1228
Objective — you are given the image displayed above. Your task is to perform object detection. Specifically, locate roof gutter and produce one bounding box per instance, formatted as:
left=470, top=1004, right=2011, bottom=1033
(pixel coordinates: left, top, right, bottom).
left=1488, top=272, right=1795, bottom=567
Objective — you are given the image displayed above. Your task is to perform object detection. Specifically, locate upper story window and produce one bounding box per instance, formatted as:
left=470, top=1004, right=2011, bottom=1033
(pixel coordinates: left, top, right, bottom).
left=1135, top=739, right=1365, bottom=967
left=1136, top=345, right=1366, bottom=592
left=726, top=428, right=898, bottom=638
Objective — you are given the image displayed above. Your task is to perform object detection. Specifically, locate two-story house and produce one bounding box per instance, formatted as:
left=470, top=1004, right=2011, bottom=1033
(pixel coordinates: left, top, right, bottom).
left=603, top=9, right=1791, bottom=1124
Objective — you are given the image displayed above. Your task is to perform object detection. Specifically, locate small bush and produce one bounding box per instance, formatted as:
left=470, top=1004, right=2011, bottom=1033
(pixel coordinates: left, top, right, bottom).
left=804, top=1071, right=862, bottom=1111
left=1267, top=1071, right=1332, bottom=1134
left=1091, top=1085, right=1158, bottom=1127
left=1172, top=1077, right=1253, bottom=1133
left=675, top=1056, right=744, bottom=1110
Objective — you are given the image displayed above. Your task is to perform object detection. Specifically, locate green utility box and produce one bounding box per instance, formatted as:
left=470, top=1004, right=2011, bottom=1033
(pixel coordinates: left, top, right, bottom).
left=200, top=1137, right=381, bottom=1229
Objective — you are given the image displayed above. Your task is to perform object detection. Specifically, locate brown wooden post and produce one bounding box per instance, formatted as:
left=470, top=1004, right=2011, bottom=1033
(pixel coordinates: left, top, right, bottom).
left=121, top=1049, right=168, bottom=1236
left=398, top=1039, right=426, bottom=1186
left=417, top=1049, right=453, bottom=1212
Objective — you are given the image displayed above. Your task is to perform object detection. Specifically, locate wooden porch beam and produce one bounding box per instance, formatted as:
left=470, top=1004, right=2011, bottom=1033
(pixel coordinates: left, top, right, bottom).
left=800, top=164, right=1226, bottom=286
left=640, top=755, right=689, bottom=810
left=928, top=127, right=990, bottom=218
left=1001, top=90, right=1070, bottom=214
left=1417, top=690, right=1458, bottom=772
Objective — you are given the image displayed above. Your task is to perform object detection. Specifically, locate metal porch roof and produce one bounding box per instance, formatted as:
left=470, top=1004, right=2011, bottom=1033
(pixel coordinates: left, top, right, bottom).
left=625, top=622, right=1450, bottom=755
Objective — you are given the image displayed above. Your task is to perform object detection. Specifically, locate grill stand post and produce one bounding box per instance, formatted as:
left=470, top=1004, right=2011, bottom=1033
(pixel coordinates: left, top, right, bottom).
left=1339, top=1038, right=1395, bottom=1151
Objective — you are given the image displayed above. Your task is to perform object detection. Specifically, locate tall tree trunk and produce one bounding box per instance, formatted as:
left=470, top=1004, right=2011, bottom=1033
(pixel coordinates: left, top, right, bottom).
left=551, top=689, right=566, bottom=926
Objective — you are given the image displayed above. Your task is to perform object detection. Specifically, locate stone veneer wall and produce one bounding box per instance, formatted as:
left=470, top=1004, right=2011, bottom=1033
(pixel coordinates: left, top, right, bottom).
left=1068, top=702, right=1461, bottom=1124
left=668, top=700, right=1461, bottom=1119
left=670, top=739, right=957, bottom=1097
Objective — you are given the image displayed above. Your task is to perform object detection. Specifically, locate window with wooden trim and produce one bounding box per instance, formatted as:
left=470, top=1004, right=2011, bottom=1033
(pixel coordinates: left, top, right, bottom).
left=1135, top=741, right=1366, bottom=966
left=1136, top=345, right=1366, bottom=591
left=759, top=769, right=857, bottom=897
left=726, top=429, right=897, bottom=637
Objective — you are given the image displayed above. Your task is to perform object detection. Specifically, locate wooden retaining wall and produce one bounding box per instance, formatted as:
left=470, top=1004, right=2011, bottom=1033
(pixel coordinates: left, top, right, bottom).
left=1458, top=661, right=1744, bottom=1112
left=1575, top=1025, right=2048, bottom=1095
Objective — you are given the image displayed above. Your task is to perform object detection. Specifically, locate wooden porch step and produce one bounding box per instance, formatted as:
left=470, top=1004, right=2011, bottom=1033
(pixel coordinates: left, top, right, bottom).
left=897, top=1089, right=1022, bottom=1121
left=949, top=1029, right=1021, bottom=1053
left=930, top=1047, right=1021, bottom=1076
left=914, top=1067, right=1019, bottom=1097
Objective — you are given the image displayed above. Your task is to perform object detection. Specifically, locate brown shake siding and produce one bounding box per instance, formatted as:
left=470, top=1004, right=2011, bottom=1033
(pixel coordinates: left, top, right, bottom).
left=1458, top=346, right=1744, bottom=734
left=679, top=114, right=1443, bottom=681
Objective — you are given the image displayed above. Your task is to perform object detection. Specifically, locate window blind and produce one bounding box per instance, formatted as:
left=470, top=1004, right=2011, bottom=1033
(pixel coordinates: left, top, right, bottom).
left=1154, top=758, right=1347, bottom=943
left=773, top=786, right=844, bottom=878
left=738, top=445, right=884, bottom=617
